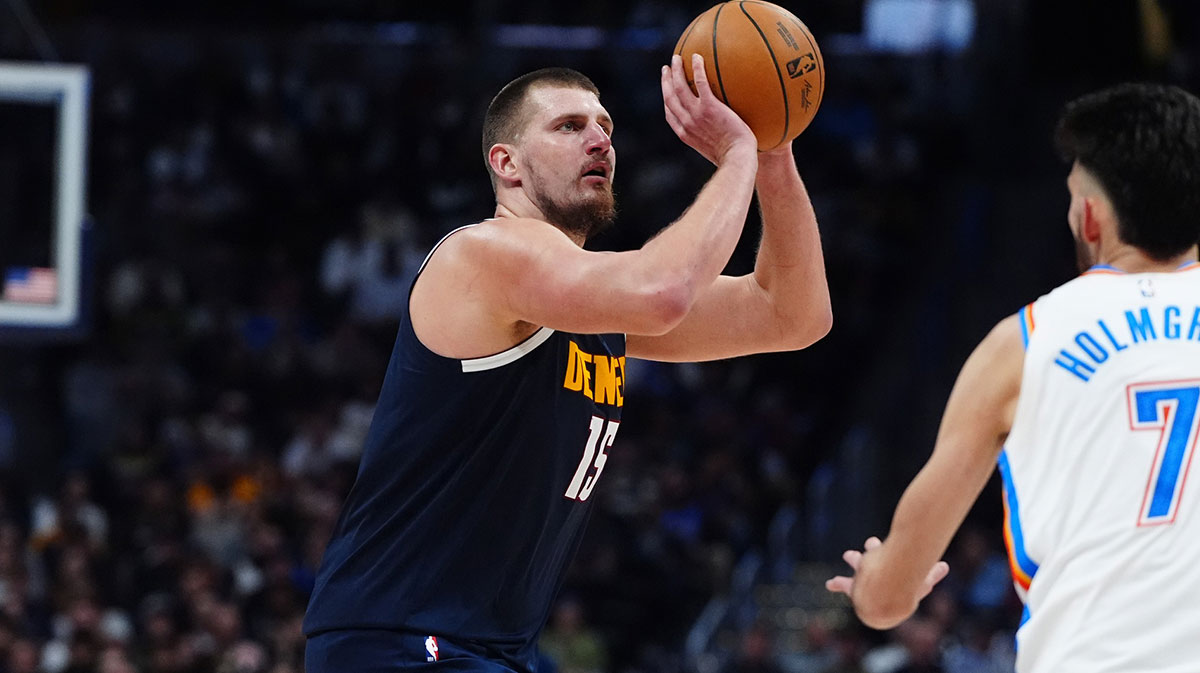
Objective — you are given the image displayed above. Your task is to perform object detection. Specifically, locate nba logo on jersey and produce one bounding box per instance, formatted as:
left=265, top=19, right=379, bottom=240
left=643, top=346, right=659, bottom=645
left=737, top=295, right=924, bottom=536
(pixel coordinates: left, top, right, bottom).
left=425, top=636, right=440, bottom=662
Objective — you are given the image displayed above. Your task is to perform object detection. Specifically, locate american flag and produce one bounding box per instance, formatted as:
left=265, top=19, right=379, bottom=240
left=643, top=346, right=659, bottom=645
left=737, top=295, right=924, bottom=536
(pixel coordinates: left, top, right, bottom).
left=3, top=267, right=58, bottom=304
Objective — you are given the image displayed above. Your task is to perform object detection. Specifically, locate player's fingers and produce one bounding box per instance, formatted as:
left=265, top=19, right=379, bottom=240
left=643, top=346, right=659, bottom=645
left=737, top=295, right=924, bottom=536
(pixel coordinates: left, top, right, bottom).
left=662, top=66, right=692, bottom=134
left=864, top=536, right=883, bottom=551
left=661, top=65, right=678, bottom=111
left=925, top=561, right=950, bottom=589
left=916, top=562, right=950, bottom=600
left=690, top=53, right=710, bottom=101
left=825, top=576, right=853, bottom=595
left=663, top=103, right=685, bottom=138
left=670, top=54, right=696, bottom=104
left=842, top=548, right=862, bottom=570
left=662, top=64, right=688, bottom=117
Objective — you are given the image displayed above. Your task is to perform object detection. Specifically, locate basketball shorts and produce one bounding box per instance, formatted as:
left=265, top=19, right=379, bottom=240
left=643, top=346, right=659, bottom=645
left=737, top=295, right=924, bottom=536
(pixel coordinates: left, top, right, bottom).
left=305, top=629, right=543, bottom=673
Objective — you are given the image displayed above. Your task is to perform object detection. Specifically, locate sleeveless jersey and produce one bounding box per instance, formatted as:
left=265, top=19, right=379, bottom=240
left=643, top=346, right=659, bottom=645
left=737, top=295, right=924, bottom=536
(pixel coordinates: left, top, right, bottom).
left=303, top=224, right=626, bottom=660
left=1002, top=262, right=1200, bottom=673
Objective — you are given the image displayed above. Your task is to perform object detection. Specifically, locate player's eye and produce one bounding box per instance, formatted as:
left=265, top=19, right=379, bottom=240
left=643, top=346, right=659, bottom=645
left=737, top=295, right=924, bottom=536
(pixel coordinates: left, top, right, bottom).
left=558, top=121, right=578, bottom=132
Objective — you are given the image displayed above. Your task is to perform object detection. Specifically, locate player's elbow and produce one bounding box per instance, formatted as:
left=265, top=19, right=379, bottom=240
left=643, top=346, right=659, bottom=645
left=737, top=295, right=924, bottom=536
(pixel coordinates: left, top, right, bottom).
left=634, top=281, right=694, bottom=335
left=764, top=299, right=833, bottom=351
left=795, top=303, right=833, bottom=348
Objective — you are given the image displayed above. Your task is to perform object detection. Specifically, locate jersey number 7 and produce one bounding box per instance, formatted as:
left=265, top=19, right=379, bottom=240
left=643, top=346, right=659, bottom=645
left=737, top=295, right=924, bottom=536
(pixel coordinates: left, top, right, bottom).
left=1127, top=380, right=1200, bottom=526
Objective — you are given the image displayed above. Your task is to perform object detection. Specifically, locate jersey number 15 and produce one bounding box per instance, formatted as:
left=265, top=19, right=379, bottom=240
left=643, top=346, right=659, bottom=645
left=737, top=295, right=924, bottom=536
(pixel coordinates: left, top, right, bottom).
left=564, top=416, right=619, bottom=502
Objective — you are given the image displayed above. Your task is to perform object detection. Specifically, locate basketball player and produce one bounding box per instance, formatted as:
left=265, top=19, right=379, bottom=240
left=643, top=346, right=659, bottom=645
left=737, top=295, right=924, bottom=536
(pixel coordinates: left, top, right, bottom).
left=304, top=54, right=832, bottom=673
left=826, top=82, right=1200, bottom=672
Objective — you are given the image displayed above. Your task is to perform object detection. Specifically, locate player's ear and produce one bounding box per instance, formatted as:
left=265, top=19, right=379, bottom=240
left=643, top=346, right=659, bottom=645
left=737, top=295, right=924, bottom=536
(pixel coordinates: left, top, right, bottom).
left=1081, top=198, right=1102, bottom=243
left=488, top=144, right=521, bottom=186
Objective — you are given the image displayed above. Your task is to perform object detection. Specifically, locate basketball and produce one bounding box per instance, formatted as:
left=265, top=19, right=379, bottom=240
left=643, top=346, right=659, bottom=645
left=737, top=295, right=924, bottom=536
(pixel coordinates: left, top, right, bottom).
left=674, top=1, right=825, bottom=151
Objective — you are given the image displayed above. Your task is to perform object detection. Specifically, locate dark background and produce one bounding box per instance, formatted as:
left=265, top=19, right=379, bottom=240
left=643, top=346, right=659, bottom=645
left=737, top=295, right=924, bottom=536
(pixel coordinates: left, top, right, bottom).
left=0, top=2, right=1197, bottom=672
left=0, top=102, right=56, bottom=272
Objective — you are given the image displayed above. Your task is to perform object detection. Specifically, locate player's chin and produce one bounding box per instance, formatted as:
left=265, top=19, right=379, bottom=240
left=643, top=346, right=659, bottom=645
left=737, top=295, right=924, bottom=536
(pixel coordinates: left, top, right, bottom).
left=580, top=175, right=612, bottom=191
left=592, top=192, right=616, bottom=217
left=583, top=194, right=617, bottom=230
left=576, top=184, right=613, bottom=205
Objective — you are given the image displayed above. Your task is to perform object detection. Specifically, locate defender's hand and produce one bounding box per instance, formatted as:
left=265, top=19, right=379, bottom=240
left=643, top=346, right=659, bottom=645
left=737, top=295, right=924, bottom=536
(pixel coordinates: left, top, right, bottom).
left=661, top=53, right=757, bottom=165
left=824, top=536, right=950, bottom=601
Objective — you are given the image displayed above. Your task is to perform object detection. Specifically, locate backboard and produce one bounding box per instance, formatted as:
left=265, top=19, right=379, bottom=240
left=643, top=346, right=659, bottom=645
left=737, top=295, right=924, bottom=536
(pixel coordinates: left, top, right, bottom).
left=0, top=61, right=89, bottom=331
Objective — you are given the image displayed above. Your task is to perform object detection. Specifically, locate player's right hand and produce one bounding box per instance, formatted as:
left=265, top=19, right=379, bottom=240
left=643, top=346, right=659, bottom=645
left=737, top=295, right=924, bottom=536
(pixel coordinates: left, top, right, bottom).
left=661, top=53, right=757, bottom=166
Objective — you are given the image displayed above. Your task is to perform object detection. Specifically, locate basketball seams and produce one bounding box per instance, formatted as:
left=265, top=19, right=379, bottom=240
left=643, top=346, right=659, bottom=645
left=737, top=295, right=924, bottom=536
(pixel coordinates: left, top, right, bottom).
left=674, top=12, right=703, bottom=60
left=738, top=1, right=790, bottom=148
left=710, top=3, right=730, bottom=104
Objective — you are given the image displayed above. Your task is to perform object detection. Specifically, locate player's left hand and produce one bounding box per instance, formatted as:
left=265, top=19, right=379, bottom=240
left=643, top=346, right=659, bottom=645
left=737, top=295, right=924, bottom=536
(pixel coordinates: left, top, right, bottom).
left=824, top=536, right=950, bottom=599
left=661, top=53, right=757, bottom=166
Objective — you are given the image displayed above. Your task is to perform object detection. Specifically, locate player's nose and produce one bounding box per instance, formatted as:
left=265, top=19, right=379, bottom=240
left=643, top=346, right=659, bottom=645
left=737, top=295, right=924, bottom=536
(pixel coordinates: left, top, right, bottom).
left=584, top=122, right=611, bottom=155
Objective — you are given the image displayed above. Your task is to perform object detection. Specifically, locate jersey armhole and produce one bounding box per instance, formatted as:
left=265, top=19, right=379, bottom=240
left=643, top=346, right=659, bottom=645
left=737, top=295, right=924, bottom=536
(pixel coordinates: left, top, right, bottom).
left=1017, top=302, right=1036, bottom=351
left=407, top=223, right=479, bottom=303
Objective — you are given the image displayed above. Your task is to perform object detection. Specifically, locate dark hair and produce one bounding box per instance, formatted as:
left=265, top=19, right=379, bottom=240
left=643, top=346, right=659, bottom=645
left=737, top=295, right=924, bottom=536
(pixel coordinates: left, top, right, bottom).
left=481, top=68, right=600, bottom=182
left=1055, top=82, right=1200, bottom=260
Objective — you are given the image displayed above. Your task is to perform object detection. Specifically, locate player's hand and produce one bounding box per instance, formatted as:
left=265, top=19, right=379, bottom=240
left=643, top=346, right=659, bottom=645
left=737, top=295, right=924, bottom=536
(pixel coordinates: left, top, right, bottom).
left=824, top=536, right=950, bottom=600
left=824, top=535, right=882, bottom=597
left=661, top=53, right=757, bottom=165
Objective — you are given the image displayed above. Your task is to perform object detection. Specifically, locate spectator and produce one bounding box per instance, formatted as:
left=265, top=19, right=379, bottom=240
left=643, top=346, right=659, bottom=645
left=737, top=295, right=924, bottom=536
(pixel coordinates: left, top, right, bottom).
left=539, top=597, right=609, bottom=673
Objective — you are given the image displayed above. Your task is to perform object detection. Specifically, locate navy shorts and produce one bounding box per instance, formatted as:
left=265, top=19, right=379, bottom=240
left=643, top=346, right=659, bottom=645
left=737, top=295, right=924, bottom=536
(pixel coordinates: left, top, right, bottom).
left=305, top=630, right=538, bottom=673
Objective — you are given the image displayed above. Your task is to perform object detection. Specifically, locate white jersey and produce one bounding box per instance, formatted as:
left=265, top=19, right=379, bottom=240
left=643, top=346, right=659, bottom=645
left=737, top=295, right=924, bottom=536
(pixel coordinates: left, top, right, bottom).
left=1004, top=261, right=1200, bottom=673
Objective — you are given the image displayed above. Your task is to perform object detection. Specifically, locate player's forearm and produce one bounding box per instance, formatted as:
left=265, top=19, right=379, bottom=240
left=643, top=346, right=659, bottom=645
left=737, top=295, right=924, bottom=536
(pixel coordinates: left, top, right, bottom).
left=750, top=151, right=832, bottom=346
left=853, top=451, right=987, bottom=629
left=637, top=146, right=759, bottom=315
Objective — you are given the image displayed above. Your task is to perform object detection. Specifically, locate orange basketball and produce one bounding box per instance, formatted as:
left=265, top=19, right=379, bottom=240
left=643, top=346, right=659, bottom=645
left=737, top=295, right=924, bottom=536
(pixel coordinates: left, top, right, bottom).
left=674, top=1, right=825, bottom=151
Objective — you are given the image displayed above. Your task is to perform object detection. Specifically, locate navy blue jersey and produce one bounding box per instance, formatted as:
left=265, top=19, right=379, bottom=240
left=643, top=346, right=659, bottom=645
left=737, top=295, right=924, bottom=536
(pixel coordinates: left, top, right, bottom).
left=303, top=226, right=626, bottom=658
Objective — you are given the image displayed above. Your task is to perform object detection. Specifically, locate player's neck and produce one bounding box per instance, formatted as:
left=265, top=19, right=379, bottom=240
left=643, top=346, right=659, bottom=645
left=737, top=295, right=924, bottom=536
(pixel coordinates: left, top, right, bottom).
left=494, top=188, right=540, bottom=222
left=1099, top=244, right=1199, bottom=274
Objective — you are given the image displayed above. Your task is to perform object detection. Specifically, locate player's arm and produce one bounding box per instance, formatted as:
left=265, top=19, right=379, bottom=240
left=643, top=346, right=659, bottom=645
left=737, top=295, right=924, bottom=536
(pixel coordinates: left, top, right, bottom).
left=448, top=161, right=756, bottom=337
left=826, top=315, right=1025, bottom=630
left=626, top=143, right=831, bottom=362
left=419, top=54, right=759, bottom=340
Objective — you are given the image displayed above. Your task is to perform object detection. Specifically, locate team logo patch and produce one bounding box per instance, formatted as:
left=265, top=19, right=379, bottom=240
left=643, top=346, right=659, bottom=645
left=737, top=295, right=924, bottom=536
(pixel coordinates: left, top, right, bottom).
left=425, top=636, right=439, bottom=662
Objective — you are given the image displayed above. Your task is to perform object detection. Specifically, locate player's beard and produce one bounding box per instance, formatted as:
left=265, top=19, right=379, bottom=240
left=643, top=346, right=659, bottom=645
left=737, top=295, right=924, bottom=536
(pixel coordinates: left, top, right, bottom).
left=529, top=175, right=617, bottom=240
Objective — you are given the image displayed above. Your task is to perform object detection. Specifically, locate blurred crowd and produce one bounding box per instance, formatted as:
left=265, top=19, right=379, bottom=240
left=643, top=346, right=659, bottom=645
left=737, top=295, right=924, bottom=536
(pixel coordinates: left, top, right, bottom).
left=2, top=1, right=1199, bottom=672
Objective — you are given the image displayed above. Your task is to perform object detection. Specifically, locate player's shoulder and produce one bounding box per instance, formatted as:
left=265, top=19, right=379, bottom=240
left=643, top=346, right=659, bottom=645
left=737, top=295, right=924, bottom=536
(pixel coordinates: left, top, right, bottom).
left=424, top=218, right=549, bottom=260
left=989, top=312, right=1023, bottom=338
left=981, top=313, right=1025, bottom=358
left=468, top=216, right=568, bottom=238
left=444, top=217, right=575, bottom=255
